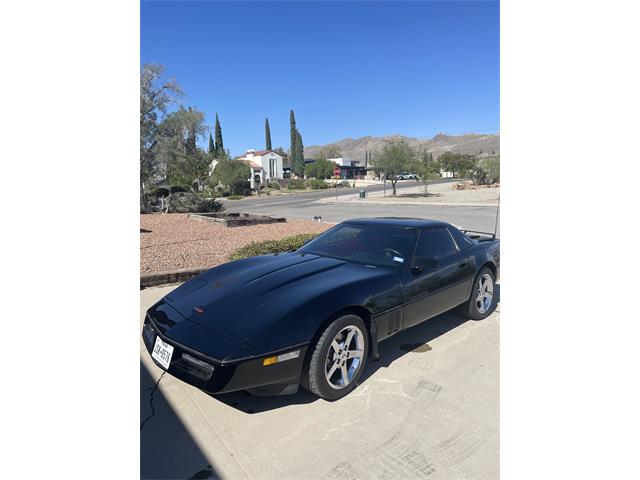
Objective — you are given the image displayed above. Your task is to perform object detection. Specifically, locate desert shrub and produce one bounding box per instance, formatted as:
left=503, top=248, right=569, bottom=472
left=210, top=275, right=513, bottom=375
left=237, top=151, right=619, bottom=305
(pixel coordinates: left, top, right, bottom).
left=288, top=178, right=306, bottom=189
left=307, top=178, right=330, bottom=190
left=142, top=193, right=163, bottom=213
left=166, top=192, right=224, bottom=213
left=340, top=180, right=352, bottom=187
left=228, top=233, right=319, bottom=261
left=471, top=156, right=500, bottom=185
left=196, top=197, right=225, bottom=213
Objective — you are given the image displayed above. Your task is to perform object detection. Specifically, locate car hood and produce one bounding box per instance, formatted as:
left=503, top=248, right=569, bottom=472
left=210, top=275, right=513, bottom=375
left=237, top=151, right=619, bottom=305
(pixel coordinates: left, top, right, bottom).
left=161, top=252, right=387, bottom=338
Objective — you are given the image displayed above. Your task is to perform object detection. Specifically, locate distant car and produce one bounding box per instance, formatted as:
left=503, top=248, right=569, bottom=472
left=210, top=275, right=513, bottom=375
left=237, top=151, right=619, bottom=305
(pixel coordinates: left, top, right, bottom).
left=394, top=173, right=418, bottom=180
left=143, top=218, right=500, bottom=400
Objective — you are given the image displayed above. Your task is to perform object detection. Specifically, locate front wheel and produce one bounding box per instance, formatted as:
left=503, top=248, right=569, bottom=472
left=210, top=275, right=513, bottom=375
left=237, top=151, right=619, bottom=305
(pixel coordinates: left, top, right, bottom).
left=458, top=267, right=497, bottom=320
left=303, top=314, right=368, bottom=400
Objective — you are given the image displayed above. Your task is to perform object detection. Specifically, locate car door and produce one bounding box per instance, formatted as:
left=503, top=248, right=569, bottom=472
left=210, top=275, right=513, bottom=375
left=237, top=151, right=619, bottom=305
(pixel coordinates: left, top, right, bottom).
left=401, top=227, right=467, bottom=329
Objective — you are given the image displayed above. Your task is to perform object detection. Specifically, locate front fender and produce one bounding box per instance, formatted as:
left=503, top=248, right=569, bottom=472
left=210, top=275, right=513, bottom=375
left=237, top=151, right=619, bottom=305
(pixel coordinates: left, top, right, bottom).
left=233, top=270, right=403, bottom=357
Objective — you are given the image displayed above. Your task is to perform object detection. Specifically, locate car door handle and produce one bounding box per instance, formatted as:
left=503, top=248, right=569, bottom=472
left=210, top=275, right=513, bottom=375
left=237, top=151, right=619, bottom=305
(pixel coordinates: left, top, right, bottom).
left=458, top=262, right=467, bottom=268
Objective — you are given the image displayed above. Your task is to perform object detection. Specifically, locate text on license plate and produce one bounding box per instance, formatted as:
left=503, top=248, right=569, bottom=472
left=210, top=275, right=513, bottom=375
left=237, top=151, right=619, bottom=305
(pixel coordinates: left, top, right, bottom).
left=152, top=336, right=174, bottom=370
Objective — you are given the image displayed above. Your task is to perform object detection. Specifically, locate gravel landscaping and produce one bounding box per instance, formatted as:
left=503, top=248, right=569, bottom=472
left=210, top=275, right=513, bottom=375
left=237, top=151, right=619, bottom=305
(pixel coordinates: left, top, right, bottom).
left=140, top=214, right=331, bottom=273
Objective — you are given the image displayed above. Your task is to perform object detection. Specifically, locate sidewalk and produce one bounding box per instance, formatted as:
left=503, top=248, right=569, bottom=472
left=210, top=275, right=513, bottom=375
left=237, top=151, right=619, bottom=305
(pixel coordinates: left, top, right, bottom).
left=316, top=182, right=500, bottom=207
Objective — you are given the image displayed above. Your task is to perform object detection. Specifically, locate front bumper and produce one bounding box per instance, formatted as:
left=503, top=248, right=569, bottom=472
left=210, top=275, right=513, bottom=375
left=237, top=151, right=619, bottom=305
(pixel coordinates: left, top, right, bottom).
left=142, top=316, right=308, bottom=394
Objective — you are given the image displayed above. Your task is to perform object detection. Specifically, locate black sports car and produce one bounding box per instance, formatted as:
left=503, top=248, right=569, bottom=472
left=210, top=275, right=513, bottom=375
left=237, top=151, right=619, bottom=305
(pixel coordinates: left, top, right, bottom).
left=142, top=218, right=500, bottom=400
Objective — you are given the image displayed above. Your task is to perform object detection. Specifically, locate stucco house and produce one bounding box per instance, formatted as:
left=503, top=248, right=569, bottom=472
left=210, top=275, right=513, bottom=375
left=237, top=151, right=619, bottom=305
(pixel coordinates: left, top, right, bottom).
left=327, top=157, right=367, bottom=179
left=237, top=149, right=284, bottom=189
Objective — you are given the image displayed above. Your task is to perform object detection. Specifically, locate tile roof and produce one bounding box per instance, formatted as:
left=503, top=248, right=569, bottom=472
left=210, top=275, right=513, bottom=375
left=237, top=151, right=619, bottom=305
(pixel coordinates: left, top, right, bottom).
left=236, top=159, right=262, bottom=169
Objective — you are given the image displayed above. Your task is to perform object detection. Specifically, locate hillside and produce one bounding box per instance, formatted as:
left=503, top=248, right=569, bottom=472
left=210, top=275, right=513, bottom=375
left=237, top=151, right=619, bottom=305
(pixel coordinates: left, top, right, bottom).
left=304, top=133, right=500, bottom=161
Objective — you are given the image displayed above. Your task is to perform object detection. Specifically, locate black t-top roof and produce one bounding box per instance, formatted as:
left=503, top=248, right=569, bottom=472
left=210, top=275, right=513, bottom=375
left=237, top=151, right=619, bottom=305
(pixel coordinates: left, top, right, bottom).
left=344, top=217, right=450, bottom=229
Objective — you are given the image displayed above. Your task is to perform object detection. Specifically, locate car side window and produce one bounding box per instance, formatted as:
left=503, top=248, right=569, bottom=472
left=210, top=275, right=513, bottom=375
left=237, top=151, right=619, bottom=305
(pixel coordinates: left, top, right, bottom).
left=447, top=226, right=474, bottom=250
left=414, top=227, right=458, bottom=261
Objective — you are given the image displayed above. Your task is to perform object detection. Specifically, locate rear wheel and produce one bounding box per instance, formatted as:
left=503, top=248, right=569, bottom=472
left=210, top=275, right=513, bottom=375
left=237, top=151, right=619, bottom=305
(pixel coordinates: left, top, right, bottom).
left=303, top=314, right=368, bottom=400
left=458, top=267, right=497, bottom=320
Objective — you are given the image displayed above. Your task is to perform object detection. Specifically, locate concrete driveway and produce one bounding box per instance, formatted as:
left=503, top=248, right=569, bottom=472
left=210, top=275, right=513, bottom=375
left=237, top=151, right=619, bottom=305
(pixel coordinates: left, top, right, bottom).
left=141, top=285, right=499, bottom=480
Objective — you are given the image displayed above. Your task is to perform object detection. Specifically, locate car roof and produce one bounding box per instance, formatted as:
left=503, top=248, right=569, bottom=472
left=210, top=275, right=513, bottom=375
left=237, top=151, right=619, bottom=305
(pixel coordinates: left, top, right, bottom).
left=344, top=217, right=451, bottom=229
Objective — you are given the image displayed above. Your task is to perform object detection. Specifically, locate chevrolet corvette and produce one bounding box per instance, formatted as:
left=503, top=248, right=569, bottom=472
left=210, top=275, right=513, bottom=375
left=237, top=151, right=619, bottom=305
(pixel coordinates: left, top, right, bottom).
left=142, top=218, right=500, bottom=400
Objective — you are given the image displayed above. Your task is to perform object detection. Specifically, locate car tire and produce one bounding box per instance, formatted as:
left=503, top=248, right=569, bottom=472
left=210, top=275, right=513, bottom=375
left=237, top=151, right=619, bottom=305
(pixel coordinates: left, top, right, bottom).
left=458, top=267, right=497, bottom=320
left=302, top=314, right=369, bottom=400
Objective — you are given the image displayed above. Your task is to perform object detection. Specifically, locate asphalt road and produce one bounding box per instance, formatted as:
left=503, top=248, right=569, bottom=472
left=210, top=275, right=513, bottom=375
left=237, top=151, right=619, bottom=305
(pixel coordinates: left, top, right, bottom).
left=222, top=179, right=500, bottom=236
left=140, top=285, right=500, bottom=480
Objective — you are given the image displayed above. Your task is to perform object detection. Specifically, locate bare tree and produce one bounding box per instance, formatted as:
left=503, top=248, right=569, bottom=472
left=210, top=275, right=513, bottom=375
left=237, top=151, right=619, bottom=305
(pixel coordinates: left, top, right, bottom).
left=415, top=149, right=440, bottom=195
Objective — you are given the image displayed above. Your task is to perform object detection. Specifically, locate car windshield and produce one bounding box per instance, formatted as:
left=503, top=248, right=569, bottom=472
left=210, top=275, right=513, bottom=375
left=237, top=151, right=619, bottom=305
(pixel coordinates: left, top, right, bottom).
left=300, top=223, right=418, bottom=267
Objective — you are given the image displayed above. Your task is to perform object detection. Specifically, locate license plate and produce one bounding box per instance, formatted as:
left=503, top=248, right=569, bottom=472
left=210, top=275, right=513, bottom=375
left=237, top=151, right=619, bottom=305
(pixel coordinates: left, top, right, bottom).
left=152, top=336, right=174, bottom=370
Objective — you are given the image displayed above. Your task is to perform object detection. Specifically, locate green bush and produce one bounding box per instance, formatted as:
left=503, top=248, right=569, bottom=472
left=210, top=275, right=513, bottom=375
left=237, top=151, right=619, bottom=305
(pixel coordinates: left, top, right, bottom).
left=307, top=178, right=330, bottom=189
left=288, top=178, right=306, bottom=189
left=169, top=185, right=188, bottom=193
left=471, top=156, right=500, bottom=185
left=305, top=159, right=337, bottom=179
left=228, top=233, right=319, bottom=261
left=210, top=159, right=251, bottom=195
left=267, top=181, right=281, bottom=190
left=196, top=197, right=225, bottom=213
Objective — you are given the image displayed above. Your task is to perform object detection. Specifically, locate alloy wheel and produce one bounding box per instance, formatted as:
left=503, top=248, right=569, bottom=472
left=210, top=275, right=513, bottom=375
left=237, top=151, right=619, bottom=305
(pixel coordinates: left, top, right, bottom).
left=476, top=273, right=494, bottom=314
left=324, top=325, right=365, bottom=389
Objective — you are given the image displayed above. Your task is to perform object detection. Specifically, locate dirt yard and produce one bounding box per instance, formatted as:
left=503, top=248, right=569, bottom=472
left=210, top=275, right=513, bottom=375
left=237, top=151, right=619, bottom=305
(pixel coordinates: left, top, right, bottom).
left=140, top=214, right=331, bottom=274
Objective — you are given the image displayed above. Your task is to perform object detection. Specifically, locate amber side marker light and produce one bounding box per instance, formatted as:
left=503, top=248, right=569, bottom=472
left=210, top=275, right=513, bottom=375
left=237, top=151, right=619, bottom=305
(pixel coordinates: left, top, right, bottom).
left=262, top=350, right=300, bottom=366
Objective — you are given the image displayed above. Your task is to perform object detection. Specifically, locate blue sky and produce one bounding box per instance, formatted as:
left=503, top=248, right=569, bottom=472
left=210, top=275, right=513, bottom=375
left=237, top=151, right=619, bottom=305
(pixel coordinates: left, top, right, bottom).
left=141, top=1, right=499, bottom=155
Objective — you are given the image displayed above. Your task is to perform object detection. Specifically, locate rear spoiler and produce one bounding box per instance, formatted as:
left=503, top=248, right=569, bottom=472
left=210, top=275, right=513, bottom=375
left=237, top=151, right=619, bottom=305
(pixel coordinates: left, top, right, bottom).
left=461, top=229, right=496, bottom=240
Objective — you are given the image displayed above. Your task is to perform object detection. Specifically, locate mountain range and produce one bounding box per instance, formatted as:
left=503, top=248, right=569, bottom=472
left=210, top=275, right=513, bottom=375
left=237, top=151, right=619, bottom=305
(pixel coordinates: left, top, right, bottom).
left=304, top=133, right=500, bottom=161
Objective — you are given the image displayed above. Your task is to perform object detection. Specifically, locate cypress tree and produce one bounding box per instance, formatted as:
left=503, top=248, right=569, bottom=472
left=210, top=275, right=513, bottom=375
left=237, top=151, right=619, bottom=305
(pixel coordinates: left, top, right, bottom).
left=293, top=128, right=305, bottom=176
left=265, top=118, right=272, bottom=150
left=208, top=133, right=215, bottom=155
left=289, top=110, right=296, bottom=157
left=214, top=113, right=223, bottom=155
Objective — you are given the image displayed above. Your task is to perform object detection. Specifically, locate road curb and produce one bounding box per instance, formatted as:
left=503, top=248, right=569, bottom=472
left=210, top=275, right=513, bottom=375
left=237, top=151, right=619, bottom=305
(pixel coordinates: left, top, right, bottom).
left=314, top=199, right=498, bottom=208
left=140, top=267, right=208, bottom=289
